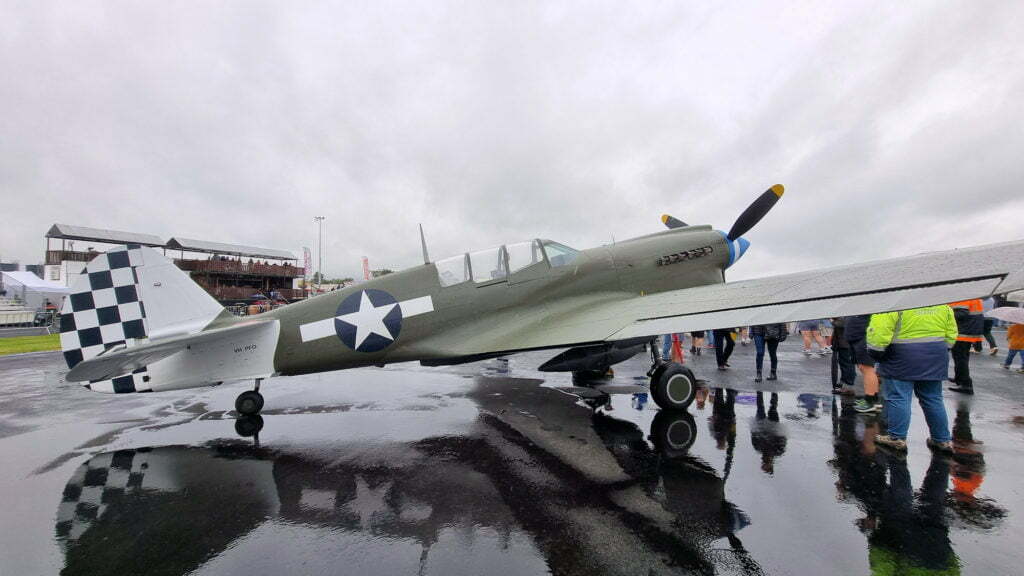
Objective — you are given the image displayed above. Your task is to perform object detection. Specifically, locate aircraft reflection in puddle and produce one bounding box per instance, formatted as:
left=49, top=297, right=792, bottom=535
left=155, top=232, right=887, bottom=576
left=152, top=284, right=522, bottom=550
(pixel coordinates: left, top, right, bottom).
left=53, top=377, right=1009, bottom=576
left=829, top=395, right=1006, bottom=574
left=55, top=384, right=763, bottom=575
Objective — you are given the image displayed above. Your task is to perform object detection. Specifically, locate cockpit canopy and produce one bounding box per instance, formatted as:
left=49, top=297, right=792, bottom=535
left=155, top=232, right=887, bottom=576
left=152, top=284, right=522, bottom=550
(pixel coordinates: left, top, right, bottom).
left=435, top=239, right=580, bottom=287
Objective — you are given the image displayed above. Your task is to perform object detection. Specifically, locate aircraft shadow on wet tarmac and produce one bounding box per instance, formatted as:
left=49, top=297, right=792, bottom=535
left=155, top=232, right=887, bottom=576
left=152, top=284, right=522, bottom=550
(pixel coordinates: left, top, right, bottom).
left=53, top=377, right=1006, bottom=576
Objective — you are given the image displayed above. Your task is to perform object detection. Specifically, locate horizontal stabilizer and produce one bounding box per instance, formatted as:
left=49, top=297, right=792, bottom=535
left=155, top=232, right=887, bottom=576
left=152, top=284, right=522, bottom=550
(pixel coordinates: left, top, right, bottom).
left=66, top=319, right=278, bottom=384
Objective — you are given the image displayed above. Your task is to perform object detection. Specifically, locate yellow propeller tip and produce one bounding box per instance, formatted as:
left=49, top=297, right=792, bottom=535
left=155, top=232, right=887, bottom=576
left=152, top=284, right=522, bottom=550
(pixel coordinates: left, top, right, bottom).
left=770, top=184, right=785, bottom=197
left=661, top=214, right=670, bottom=224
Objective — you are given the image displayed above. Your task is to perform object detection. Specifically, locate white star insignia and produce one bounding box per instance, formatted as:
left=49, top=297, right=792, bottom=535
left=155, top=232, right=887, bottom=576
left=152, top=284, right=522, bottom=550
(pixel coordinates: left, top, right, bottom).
left=298, top=293, right=434, bottom=345
left=335, top=291, right=398, bottom=349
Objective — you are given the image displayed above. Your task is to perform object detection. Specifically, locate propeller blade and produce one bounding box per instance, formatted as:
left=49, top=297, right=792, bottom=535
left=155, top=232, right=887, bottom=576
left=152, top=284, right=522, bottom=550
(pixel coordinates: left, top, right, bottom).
left=726, top=184, right=784, bottom=241
left=661, top=214, right=688, bottom=229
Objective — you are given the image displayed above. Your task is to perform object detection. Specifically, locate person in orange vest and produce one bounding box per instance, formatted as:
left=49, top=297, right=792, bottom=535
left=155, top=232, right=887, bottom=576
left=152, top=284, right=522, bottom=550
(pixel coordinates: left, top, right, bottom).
left=948, top=298, right=985, bottom=394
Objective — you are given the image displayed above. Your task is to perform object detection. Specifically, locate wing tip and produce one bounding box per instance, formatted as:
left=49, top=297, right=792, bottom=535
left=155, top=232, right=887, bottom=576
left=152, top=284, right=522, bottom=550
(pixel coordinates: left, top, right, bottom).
left=771, top=184, right=785, bottom=197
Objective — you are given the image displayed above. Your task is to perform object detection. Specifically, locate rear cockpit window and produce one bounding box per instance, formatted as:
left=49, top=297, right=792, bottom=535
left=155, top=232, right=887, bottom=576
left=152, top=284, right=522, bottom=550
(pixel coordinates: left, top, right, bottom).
left=470, top=247, right=507, bottom=282
left=507, top=240, right=544, bottom=274
left=541, top=240, right=579, bottom=267
left=436, top=254, right=470, bottom=287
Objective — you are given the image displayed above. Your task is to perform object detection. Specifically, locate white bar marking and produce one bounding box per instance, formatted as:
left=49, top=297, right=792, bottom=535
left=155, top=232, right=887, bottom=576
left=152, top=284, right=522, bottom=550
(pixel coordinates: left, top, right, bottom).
left=399, top=295, right=434, bottom=318
left=300, top=318, right=336, bottom=342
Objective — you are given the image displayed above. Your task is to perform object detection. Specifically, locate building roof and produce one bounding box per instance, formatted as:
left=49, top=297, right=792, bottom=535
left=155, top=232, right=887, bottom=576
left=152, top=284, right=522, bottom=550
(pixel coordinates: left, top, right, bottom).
left=1, top=271, right=71, bottom=293
left=46, top=223, right=165, bottom=247
left=165, top=237, right=296, bottom=261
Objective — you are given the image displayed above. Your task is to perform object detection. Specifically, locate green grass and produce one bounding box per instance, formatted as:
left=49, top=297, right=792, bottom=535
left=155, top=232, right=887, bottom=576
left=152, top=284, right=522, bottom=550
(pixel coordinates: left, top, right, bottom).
left=0, top=334, right=61, bottom=356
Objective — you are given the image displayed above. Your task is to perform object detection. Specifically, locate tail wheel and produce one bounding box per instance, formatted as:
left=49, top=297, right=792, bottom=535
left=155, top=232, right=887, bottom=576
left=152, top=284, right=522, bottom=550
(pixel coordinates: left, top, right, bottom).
left=235, top=390, right=265, bottom=415
left=650, top=362, right=697, bottom=411
left=650, top=410, right=697, bottom=456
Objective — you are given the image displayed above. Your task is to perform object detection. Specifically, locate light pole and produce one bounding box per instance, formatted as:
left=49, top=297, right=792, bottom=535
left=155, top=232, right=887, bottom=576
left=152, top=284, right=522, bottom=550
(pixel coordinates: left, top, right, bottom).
left=313, top=216, right=325, bottom=291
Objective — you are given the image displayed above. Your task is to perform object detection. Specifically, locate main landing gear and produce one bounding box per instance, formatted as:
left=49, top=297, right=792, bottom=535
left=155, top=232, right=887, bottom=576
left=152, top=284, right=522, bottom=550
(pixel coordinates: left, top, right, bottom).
left=235, top=378, right=265, bottom=416
left=647, top=339, right=698, bottom=411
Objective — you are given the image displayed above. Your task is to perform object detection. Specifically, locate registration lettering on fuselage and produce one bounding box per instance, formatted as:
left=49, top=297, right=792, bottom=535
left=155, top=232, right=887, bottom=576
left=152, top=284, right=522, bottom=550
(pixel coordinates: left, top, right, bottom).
left=657, top=245, right=713, bottom=267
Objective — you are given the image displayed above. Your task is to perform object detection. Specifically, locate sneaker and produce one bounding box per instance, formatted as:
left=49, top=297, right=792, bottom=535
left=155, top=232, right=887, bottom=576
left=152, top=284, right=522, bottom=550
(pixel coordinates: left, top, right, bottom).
left=717, top=365, right=729, bottom=371
left=990, top=347, right=999, bottom=356
left=821, top=346, right=833, bottom=354
left=803, top=348, right=813, bottom=355
left=1016, top=368, right=1024, bottom=374
left=1004, top=364, right=1011, bottom=370
left=766, top=371, right=778, bottom=381
left=831, top=387, right=843, bottom=395
left=755, top=372, right=763, bottom=383
left=927, top=438, right=954, bottom=453
left=874, top=434, right=907, bottom=452
left=948, top=386, right=974, bottom=395
left=854, top=399, right=878, bottom=413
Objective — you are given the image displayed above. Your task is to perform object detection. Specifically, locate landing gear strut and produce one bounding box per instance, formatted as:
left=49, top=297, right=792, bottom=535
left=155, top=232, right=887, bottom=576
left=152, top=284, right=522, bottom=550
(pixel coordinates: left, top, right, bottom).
left=235, top=379, right=265, bottom=415
left=647, top=338, right=697, bottom=411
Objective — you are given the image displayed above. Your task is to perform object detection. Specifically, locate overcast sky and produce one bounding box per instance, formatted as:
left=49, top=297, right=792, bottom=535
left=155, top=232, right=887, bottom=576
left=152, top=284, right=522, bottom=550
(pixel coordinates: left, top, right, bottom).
left=2, top=1, right=1022, bottom=280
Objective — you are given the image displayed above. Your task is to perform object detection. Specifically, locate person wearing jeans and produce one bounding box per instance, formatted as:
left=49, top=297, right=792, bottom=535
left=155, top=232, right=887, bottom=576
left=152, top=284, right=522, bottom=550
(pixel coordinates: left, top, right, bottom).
left=867, top=305, right=959, bottom=453
left=880, top=379, right=951, bottom=446
left=751, top=323, right=787, bottom=382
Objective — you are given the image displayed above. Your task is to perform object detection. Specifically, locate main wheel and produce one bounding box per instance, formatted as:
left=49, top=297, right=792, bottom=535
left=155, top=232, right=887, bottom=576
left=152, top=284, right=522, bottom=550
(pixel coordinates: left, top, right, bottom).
left=235, top=414, right=265, bottom=437
left=650, top=362, right=697, bottom=411
left=650, top=410, right=697, bottom=457
left=235, top=390, right=265, bottom=415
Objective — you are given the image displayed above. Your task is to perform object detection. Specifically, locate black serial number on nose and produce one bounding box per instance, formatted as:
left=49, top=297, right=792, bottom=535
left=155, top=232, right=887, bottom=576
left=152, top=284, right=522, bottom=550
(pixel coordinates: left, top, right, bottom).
left=234, top=344, right=258, bottom=354
left=657, top=246, right=713, bottom=266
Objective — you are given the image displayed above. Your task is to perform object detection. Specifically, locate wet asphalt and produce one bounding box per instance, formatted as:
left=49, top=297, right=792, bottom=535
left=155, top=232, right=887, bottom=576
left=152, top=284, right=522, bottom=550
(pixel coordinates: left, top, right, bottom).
left=1, top=333, right=1023, bottom=576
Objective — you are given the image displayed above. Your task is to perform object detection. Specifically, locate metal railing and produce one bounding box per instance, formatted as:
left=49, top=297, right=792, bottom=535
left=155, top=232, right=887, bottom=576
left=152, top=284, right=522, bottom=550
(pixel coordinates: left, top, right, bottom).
left=46, top=250, right=96, bottom=265
left=175, top=259, right=302, bottom=278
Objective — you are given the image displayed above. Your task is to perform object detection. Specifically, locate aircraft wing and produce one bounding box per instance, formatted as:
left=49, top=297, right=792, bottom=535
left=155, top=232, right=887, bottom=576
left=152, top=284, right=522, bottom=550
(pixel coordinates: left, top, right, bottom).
left=416, top=239, right=1024, bottom=358
left=65, top=319, right=277, bottom=383
left=610, top=239, right=1024, bottom=340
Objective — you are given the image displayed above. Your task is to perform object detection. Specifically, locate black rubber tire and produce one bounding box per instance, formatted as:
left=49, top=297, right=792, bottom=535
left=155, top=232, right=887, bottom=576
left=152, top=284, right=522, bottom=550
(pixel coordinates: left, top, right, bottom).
left=235, top=414, right=264, bottom=437
left=235, top=390, right=265, bottom=415
left=650, top=362, right=697, bottom=411
left=650, top=409, right=697, bottom=456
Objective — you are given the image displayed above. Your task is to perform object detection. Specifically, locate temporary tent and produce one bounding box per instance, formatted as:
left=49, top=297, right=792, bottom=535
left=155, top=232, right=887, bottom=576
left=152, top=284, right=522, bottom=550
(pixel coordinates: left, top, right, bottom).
left=0, top=271, right=71, bottom=311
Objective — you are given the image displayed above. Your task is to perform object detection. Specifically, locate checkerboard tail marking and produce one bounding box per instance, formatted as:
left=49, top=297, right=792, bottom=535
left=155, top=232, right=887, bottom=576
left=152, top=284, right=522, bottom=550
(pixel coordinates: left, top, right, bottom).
left=59, top=245, right=150, bottom=393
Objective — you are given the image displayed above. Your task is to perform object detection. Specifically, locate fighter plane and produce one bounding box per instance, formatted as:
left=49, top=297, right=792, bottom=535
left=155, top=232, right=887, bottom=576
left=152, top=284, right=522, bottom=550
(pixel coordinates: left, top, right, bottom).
left=59, top=186, right=1024, bottom=414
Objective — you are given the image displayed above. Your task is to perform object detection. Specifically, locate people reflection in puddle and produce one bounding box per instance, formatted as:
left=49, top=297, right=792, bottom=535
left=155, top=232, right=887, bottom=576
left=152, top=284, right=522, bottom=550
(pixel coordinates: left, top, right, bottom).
left=750, top=392, right=787, bottom=475
left=631, top=392, right=648, bottom=411
left=829, top=395, right=1005, bottom=574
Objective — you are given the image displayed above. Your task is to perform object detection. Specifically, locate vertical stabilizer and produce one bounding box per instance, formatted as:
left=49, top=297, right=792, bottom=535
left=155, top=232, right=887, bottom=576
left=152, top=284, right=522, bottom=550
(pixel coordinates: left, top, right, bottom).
left=59, top=245, right=225, bottom=393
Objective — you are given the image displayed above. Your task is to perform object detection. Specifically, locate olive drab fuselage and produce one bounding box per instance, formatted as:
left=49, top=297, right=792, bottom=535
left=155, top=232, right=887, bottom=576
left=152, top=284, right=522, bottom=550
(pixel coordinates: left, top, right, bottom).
left=266, top=226, right=733, bottom=375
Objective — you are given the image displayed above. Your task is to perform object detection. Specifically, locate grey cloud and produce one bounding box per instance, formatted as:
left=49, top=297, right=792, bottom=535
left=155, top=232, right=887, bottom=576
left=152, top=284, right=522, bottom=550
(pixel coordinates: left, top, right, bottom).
left=1, top=1, right=1021, bottom=282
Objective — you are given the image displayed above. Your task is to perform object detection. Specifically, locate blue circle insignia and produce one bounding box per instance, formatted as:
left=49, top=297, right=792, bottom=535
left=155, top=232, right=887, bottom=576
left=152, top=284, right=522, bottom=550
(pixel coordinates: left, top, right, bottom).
left=333, top=289, right=403, bottom=352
